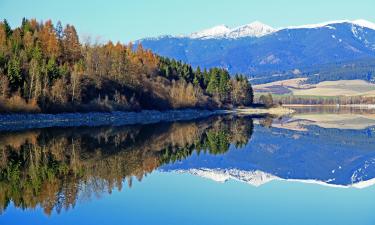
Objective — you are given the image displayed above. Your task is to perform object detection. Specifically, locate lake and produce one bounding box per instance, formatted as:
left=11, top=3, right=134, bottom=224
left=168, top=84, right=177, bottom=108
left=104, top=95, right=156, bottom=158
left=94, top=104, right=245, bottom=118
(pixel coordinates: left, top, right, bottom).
left=1, top=108, right=375, bottom=225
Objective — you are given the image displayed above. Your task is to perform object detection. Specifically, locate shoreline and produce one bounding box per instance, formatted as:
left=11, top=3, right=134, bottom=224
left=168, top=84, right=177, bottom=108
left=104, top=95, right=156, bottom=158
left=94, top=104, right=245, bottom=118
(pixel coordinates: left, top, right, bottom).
left=0, top=107, right=293, bottom=131
left=225, top=107, right=295, bottom=116
left=0, top=109, right=224, bottom=131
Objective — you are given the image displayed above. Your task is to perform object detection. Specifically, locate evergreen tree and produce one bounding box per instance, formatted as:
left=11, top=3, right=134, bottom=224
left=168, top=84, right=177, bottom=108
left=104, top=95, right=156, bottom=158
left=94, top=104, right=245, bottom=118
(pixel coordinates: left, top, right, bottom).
left=46, top=57, right=59, bottom=81
left=218, top=70, right=230, bottom=101
left=55, top=21, right=63, bottom=40
left=206, top=70, right=219, bottom=95
left=3, top=19, right=12, bottom=37
left=7, top=57, right=22, bottom=85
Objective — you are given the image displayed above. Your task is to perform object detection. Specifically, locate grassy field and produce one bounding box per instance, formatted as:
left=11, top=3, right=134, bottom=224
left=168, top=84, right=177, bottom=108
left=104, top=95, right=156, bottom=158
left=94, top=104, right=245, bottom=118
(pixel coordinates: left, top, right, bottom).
left=254, top=79, right=375, bottom=97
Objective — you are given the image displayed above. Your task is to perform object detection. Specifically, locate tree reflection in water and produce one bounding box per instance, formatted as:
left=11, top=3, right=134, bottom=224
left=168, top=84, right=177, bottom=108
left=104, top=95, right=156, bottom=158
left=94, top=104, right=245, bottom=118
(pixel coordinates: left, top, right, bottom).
left=0, top=115, right=254, bottom=215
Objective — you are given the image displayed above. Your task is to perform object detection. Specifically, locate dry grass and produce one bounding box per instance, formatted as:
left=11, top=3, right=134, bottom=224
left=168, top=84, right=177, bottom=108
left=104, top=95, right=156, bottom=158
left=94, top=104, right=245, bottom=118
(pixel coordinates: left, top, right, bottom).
left=0, top=96, right=40, bottom=113
left=254, top=79, right=375, bottom=97
left=254, top=78, right=309, bottom=89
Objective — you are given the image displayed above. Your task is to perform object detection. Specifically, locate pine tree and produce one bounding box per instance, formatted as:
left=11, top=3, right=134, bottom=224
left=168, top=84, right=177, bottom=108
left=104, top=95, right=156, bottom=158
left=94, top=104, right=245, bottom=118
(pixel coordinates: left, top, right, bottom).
left=218, top=70, right=230, bottom=98
left=206, top=70, right=219, bottom=95
left=46, top=57, right=59, bottom=81
left=3, top=19, right=12, bottom=37
left=7, top=57, right=22, bottom=85
left=55, top=21, right=63, bottom=40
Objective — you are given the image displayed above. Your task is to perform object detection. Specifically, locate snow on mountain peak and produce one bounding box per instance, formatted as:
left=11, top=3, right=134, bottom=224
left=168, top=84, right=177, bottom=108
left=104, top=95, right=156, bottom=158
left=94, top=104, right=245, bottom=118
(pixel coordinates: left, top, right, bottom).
left=284, top=19, right=375, bottom=31
left=185, top=19, right=375, bottom=40
left=227, top=21, right=276, bottom=38
left=352, top=19, right=375, bottom=30
left=188, top=21, right=275, bottom=39
left=189, top=25, right=231, bottom=39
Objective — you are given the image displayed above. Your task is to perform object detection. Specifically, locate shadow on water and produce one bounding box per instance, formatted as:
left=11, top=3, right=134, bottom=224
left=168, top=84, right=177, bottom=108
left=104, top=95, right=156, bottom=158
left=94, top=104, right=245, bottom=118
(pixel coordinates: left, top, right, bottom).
left=0, top=115, right=254, bottom=215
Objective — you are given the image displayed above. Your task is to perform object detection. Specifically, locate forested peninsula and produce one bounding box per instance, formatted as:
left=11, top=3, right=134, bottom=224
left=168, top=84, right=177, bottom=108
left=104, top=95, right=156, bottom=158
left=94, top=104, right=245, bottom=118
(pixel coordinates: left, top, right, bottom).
left=0, top=19, right=253, bottom=113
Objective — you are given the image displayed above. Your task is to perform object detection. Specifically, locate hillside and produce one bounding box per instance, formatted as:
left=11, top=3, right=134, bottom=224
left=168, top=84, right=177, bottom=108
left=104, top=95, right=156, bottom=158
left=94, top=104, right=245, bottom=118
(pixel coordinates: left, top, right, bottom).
left=0, top=19, right=253, bottom=113
left=139, top=20, right=375, bottom=84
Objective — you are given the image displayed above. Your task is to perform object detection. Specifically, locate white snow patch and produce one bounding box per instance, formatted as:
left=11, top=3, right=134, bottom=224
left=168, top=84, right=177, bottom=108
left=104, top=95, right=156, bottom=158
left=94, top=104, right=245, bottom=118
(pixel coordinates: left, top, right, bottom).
left=226, top=21, right=276, bottom=38
left=188, top=21, right=275, bottom=39
left=353, top=19, right=375, bottom=30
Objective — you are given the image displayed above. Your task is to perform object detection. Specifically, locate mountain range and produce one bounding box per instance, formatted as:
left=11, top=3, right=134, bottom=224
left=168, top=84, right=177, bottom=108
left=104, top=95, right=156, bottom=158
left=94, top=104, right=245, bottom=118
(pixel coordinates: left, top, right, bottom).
left=138, top=20, right=375, bottom=84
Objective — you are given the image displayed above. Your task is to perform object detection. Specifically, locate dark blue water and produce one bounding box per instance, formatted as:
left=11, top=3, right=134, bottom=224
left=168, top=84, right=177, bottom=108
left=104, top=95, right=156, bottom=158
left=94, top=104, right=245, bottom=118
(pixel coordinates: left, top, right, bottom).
left=1, top=111, right=375, bottom=225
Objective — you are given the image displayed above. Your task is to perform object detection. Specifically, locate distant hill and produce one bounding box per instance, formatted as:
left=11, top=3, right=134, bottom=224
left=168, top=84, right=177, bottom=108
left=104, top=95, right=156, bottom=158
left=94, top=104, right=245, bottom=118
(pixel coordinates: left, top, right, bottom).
left=138, top=20, right=375, bottom=84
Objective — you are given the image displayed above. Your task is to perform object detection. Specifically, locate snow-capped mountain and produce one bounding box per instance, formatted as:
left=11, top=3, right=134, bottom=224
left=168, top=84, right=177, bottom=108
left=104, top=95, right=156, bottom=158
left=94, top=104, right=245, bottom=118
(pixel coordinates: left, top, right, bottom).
left=167, top=168, right=375, bottom=189
left=173, top=168, right=277, bottom=186
left=226, top=21, right=276, bottom=38
left=138, top=19, right=375, bottom=84
left=188, top=21, right=275, bottom=39
left=189, top=25, right=231, bottom=39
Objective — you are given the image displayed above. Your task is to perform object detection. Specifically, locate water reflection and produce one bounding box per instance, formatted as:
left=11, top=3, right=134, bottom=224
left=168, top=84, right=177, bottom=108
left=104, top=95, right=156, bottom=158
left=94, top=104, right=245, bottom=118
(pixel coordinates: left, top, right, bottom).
left=0, top=115, right=254, bottom=215
left=1, top=108, right=375, bottom=218
left=164, top=109, right=375, bottom=189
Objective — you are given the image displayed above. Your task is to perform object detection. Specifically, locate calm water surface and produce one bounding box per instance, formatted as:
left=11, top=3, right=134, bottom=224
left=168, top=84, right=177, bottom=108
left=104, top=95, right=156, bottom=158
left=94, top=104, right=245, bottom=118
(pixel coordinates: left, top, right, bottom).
left=1, top=108, right=375, bottom=225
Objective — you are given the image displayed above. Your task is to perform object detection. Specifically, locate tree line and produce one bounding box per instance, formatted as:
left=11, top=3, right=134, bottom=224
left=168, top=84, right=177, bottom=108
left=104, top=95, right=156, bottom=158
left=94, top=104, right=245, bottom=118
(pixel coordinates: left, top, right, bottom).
left=268, top=94, right=375, bottom=105
left=0, top=18, right=253, bottom=113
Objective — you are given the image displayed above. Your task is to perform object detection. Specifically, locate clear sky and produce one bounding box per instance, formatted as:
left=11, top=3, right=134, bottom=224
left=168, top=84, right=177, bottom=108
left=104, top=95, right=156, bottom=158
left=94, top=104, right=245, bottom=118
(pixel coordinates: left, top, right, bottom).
left=0, top=0, right=374, bottom=43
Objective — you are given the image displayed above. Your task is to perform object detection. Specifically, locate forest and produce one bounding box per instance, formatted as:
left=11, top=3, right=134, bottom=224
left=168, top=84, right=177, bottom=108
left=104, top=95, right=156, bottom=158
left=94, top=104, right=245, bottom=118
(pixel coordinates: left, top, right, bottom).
left=0, top=18, right=253, bottom=113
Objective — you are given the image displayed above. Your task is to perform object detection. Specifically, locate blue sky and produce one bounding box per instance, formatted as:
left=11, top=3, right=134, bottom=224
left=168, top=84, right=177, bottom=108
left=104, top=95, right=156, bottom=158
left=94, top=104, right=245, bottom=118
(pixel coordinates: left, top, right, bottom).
left=1, top=0, right=374, bottom=43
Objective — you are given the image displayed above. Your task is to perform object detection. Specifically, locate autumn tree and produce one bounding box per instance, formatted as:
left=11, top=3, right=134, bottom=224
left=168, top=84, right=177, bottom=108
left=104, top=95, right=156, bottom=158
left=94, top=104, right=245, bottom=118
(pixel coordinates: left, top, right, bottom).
left=0, top=22, right=7, bottom=55
left=259, top=93, right=274, bottom=108
left=231, top=75, right=253, bottom=106
left=39, top=20, right=60, bottom=59
left=0, top=74, right=9, bottom=97
left=63, top=24, right=81, bottom=63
